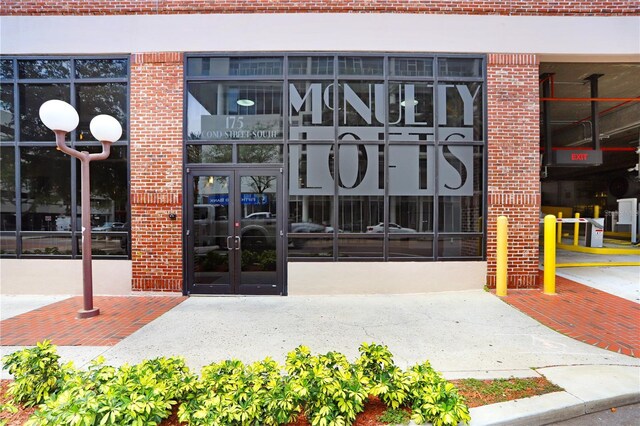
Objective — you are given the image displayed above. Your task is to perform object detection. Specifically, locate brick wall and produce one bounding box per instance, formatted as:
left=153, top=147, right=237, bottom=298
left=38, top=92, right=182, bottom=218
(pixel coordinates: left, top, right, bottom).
left=4, top=0, right=637, bottom=15
left=130, top=52, right=183, bottom=292
left=486, top=54, right=541, bottom=288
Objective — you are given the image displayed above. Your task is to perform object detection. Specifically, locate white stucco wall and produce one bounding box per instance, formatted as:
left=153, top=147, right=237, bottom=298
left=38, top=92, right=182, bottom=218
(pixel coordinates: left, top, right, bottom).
left=288, top=261, right=487, bottom=295
left=1, top=14, right=638, bottom=61
left=0, top=259, right=133, bottom=295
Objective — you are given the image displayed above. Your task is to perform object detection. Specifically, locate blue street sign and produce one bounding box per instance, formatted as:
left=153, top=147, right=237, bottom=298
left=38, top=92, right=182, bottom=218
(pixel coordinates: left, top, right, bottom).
left=242, top=194, right=268, bottom=205
left=207, top=194, right=268, bottom=205
left=207, top=195, right=228, bottom=205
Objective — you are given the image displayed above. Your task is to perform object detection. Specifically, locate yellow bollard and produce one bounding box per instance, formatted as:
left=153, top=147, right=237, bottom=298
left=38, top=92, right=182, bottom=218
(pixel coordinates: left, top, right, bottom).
left=496, top=216, right=508, bottom=297
left=573, top=212, right=580, bottom=246
left=594, top=205, right=600, bottom=219
left=556, top=211, right=563, bottom=244
left=544, top=215, right=556, bottom=295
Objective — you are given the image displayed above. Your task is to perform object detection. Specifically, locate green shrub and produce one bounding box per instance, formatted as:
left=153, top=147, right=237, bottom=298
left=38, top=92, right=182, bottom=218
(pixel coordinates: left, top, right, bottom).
left=2, top=341, right=470, bottom=426
left=178, top=358, right=302, bottom=425
left=1, top=340, right=67, bottom=407
left=26, top=356, right=195, bottom=426
left=407, top=362, right=470, bottom=426
left=286, top=346, right=368, bottom=426
left=357, top=343, right=410, bottom=409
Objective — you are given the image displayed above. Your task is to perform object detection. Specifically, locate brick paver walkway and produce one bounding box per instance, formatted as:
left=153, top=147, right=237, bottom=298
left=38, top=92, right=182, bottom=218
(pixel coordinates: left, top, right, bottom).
left=0, top=296, right=186, bottom=346
left=502, top=274, right=640, bottom=358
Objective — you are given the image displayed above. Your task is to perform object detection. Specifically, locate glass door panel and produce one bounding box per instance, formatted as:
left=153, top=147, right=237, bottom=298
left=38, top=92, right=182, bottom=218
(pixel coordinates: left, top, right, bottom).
left=238, top=173, right=278, bottom=291
left=190, top=173, right=233, bottom=294
left=187, top=169, right=283, bottom=295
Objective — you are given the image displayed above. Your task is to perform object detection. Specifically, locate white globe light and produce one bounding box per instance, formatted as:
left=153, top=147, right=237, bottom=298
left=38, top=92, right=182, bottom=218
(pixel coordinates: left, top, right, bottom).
left=39, top=100, right=79, bottom=132
left=90, top=115, right=122, bottom=143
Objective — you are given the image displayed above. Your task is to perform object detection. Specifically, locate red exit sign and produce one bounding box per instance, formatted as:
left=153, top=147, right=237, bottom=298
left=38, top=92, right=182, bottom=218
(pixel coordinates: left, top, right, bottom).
left=553, top=150, right=603, bottom=166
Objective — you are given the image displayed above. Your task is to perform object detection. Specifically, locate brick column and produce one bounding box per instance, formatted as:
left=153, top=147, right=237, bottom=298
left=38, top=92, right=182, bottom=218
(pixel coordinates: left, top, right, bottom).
left=486, top=54, right=540, bottom=288
left=130, top=52, right=183, bottom=292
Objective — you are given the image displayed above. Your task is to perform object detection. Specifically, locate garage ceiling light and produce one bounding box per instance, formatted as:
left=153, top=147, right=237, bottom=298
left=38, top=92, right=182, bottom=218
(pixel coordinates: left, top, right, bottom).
left=237, top=99, right=255, bottom=107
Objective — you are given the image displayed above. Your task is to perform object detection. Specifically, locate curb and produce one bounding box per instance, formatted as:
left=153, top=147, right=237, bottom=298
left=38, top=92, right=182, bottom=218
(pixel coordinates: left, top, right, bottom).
left=465, top=391, right=640, bottom=426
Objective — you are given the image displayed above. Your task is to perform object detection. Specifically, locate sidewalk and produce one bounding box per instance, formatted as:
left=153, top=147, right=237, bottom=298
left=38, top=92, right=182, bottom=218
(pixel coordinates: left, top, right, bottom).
left=1, top=266, right=639, bottom=425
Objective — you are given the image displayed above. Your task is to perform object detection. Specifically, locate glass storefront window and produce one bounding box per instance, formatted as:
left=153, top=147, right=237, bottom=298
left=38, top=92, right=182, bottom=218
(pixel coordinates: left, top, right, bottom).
left=339, top=195, right=384, bottom=234
left=1, top=83, right=15, bottom=141
left=289, top=195, right=334, bottom=233
left=18, top=59, right=71, bottom=79
left=19, top=84, right=70, bottom=141
left=187, top=54, right=486, bottom=262
left=0, top=232, right=16, bottom=255
left=390, top=57, right=434, bottom=78
left=289, top=81, right=334, bottom=141
left=187, top=144, right=233, bottom=163
left=388, top=82, right=434, bottom=140
left=187, top=81, right=283, bottom=141
left=20, top=146, right=71, bottom=232
left=21, top=233, right=73, bottom=256
left=75, top=59, right=128, bottom=79
left=438, top=146, right=483, bottom=232
left=238, top=144, right=282, bottom=163
left=338, top=81, right=385, bottom=141
left=389, top=235, right=434, bottom=259
left=188, top=57, right=283, bottom=77
left=390, top=196, right=434, bottom=233
left=3, top=56, right=129, bottom=259
left=339, top=57, right=383, bottom=76
left=438, top=58, right=483, bottom=78
left=438, top=235, right=483, bottom=258
left=437, top=82, right=483, bottom=141
left=75, top=146, right=128, bottom=235
left=288, top=236, right=333, bottom=258
left=338, top=235, right=383, bottom=258
left=0, top=147, right=16, bottom=231
left=0, top=60, right=14, bottom=79
left=288, top=57, right=334, bottom=76
left=76, top=83, right=128, bottom=141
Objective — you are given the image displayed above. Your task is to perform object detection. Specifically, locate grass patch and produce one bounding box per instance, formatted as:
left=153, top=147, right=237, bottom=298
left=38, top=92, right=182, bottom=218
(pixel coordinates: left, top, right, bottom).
left=454, top=376, right=563, bottom=407
left=377, top=407, right=411, bottom=425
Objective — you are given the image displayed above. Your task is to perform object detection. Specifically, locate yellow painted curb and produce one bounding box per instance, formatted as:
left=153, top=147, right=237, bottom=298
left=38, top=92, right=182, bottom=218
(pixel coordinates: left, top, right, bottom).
left=556, top=244, right=640, bottom=255
left=557, top=262, right=640, bottom=268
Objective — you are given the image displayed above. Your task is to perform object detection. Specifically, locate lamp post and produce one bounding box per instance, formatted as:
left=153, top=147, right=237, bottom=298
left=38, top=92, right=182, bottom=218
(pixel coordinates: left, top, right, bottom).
left=39, top=100, right=122, bottom=319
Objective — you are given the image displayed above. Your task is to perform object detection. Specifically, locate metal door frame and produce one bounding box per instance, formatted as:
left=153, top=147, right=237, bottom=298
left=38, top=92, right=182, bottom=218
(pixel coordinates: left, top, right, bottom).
left=184, top=166, right=285, bottom=295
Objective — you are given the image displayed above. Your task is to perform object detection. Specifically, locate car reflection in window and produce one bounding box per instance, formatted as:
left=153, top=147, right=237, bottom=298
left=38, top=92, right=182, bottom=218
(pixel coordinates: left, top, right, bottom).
left=366, top=223, right=417, bottom=233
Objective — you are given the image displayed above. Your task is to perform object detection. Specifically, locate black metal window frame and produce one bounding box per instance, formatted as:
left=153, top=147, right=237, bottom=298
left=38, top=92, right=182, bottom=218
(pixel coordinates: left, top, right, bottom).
left=183, top=52, right=487, bottom=262
left=0, top=55, right=131, bottom=259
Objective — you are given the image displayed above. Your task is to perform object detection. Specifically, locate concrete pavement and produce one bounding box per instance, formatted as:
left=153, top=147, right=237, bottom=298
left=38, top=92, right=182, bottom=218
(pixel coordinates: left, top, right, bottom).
left=1, top=289, right=639, bottom=425
left=2, top=244, right=639, bottom=425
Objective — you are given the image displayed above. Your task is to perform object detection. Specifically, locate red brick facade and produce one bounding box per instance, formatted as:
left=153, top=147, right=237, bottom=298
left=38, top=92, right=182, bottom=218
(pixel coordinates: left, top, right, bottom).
left=130, top=52, right=184, bottom=292
left=3, top=0, right=637, bottom=15
left=126, top=51, right=542, bottom=292
left=486, top=54, right=541, bottom=288
left=11, top=0, right=611, bottom=292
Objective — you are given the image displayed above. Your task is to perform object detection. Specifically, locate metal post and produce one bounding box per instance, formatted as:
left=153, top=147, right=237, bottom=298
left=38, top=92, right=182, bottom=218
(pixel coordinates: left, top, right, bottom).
left=540, top=73, right=554, bottom=166
left=79, top=156, right=99, bottom=318
left=573, top=212, right=580, bottom=246
left=594, top=205, right=600, bottom=219
left=586, top=74, right=603, bottom=151
left=55, top=130, right=105, bottom=319
left=496, top=216, right=508, bottom=297
left=557, top=211, right=563, bottom=244
left=544, top=215, right=556, bottom=295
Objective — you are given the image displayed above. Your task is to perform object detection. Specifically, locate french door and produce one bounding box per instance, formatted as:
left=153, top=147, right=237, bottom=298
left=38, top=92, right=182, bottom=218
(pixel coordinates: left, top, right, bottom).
left=186, top=168, right=284, bottom=295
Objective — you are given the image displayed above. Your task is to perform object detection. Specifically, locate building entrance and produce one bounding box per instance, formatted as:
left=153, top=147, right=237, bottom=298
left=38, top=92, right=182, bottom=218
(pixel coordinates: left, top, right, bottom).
left=185, top=168, right=284, bottom=295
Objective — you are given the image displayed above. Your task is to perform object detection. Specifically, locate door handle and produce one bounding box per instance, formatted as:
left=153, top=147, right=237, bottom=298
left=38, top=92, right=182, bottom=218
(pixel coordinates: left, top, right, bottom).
left=235, top=236, right=241, bottom=251
left=226, top=236, right=233, bottom=251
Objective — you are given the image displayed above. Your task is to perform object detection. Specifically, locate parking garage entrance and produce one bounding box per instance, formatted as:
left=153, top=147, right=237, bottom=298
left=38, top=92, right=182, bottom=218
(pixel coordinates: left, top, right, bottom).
left=185, top=168, right=285, bottom=295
